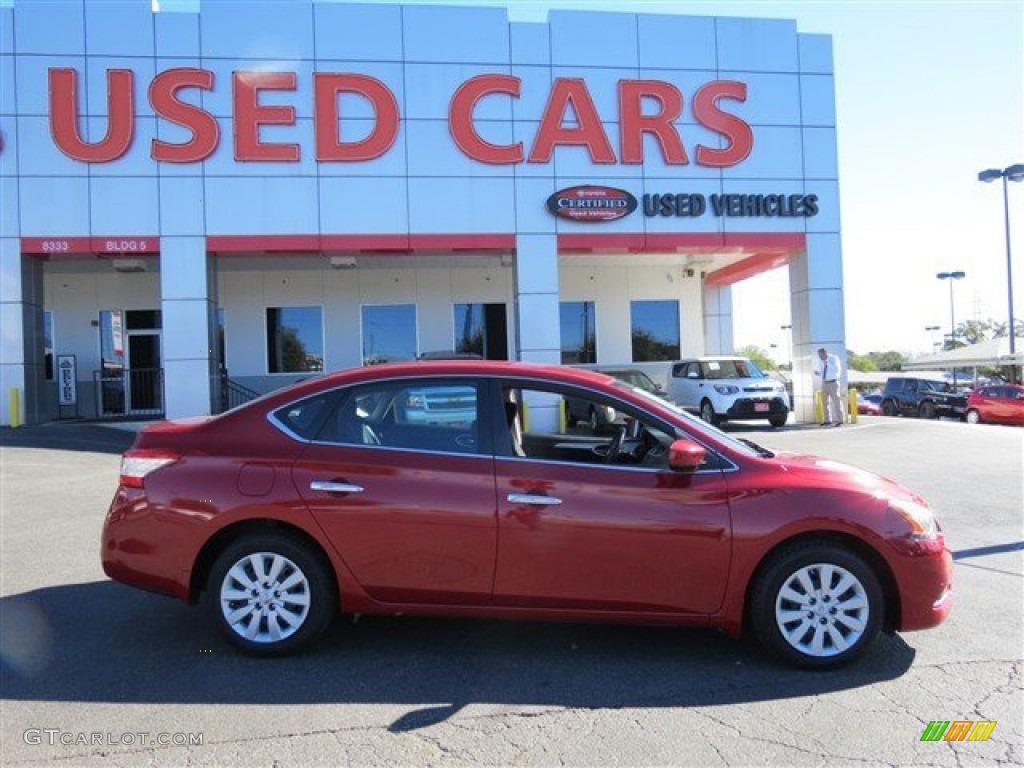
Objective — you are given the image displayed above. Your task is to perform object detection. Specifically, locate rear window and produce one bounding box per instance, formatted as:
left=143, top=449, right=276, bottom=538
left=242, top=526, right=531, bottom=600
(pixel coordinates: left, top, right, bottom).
left=272, top=394, right=332, bottom=439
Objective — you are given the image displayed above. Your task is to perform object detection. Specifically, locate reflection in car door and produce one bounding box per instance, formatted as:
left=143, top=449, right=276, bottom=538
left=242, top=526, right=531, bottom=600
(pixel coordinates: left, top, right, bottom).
left=291, top=378, right=499, bottom=606
left=491, top=382, right=732, bottom=615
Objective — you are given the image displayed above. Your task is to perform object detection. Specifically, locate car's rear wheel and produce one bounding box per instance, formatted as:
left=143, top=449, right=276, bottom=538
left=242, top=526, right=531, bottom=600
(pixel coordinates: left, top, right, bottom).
left=966, top=408, right=981, bottom=424
left=208, top=532, right=337, bottom=656
left=882, top=400, right=897, bottom=417
left=750, top=542, right=883, bottom=668
left=919, top=401, right=937, bottom=420
left=700, top=400, right=717, bottom=425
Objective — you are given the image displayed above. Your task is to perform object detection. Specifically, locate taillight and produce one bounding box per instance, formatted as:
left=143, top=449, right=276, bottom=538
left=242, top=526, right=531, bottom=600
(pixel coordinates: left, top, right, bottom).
left=119, top=450, right=179, bottom=489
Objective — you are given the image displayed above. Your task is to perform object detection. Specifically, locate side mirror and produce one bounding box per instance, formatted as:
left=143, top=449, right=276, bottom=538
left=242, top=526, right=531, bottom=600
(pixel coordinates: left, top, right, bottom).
left=668, top=438, right=706, bottom=472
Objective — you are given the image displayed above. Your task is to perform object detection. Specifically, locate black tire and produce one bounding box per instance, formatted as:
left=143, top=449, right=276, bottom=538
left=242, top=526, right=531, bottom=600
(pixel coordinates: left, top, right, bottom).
left=749, top=541, right=884, bottom=668
left=769, top=413, right=788, bottom=428
left=882, top=400, right=897, bottom=417
left=700, top=400, right=717, bottom=425
left=207, top=532, right=337, bottom=657
left=966, top=409, right=981, bottom=425
left=919, top=401, right=937, bottom=420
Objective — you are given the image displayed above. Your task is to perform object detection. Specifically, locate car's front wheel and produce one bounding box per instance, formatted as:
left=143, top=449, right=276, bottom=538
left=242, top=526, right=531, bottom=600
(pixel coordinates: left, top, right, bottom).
left=208, top=532, right=337, bottom=656
left=750, top=541, right=883, bottom=668
left=919, top=401, right=937, bottom=420
left=769, top=413, right=788, bottom=428
left=700, top=400, right=718, bottom=425
left=882, top=400, right=897, bottom=417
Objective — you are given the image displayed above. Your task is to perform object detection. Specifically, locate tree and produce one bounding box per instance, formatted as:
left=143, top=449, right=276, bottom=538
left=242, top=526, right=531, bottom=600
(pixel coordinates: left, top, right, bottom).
left=847, top=350, right=877, bottom=372
left=736, top=345, right=778, bottom=371
left=867, top=350, right=907, bottom=371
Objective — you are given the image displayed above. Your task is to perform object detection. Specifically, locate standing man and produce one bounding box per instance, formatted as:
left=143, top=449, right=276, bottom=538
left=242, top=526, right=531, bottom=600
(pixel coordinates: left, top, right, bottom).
left=817, top=347, right=843, bottom=426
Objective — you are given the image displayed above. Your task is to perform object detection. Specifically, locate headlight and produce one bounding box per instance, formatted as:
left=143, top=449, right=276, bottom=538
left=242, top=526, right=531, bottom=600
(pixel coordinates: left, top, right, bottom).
left=714, top=385, right=739, bottom=395
left=888, top=498, right=939, bottom=539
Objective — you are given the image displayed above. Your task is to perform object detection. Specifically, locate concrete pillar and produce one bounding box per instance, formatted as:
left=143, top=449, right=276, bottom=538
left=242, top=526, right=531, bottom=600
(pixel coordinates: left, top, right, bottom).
left=702, top=283, right=734, bottom=355
left=789, top=233, right=846, bottom=423
left=514, top=234, right=561, bottom=430
left=160, top=237, right=217, bottom=419
left=1, top=242, right=46, bottom=426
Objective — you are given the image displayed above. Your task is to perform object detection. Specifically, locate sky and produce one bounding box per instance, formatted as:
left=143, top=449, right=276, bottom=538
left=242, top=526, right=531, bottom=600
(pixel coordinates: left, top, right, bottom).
left=389, top=0, right=1024, bottom=359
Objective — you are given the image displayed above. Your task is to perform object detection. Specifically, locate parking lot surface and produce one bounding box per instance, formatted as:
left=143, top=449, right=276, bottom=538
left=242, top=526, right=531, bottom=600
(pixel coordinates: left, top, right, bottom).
left=2, top=417, right=1021, bottom=767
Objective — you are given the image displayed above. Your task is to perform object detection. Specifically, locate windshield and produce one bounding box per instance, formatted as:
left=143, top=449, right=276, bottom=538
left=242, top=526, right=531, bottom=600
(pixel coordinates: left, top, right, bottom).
left=702, top=359, right=765, bottom=380
left=612, top=381, right=762, bottom=458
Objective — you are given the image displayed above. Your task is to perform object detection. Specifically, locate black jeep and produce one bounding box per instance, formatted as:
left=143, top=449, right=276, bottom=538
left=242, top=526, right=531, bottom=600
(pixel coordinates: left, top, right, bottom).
left=880, top=377, right=967, bottom=420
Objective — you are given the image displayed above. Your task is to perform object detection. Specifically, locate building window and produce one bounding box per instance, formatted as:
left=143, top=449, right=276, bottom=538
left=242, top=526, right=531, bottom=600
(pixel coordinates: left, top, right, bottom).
left=44, top=311, right=54, bottom=380
left=216, top=308, right=226, bottom=373
left=559, top=302, right=596, bottom=364
left=453, top=303, right=508, bottom=360
left=361, top=304, right=417, bottom=365
left=266, top=307, right=324, bottom=374
left=630, top=300, right=680, bottom=362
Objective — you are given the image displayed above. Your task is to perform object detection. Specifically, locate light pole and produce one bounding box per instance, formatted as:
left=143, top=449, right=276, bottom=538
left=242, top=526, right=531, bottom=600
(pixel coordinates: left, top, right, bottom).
left=978, top=164, right=1023, bottom=361
left=780, top=324, right=792, bottom=369
left=925, top=325, right=941, bottom=353
left=936, top=271, right=965, bottom=389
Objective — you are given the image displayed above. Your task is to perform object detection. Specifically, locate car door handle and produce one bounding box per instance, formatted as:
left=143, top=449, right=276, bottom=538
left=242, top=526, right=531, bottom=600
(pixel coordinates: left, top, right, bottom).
left=310, top=481, right=365, bottom=494
left=507, top=493, right=562, bottom=506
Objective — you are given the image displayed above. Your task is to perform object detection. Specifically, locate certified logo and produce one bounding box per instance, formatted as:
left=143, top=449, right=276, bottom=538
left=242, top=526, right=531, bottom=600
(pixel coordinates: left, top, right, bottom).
left=546, top=185, right=637, bottom=223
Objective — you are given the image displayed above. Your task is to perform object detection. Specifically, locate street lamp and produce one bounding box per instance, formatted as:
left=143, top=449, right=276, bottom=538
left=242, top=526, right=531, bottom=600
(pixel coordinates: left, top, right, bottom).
left=978, top=163, right=1024, bottom=358
left=936, top=271, right=966, bottom=389
left=924, top=325, right=941, bottom=352
left=780, top=324, right=792, bottom=369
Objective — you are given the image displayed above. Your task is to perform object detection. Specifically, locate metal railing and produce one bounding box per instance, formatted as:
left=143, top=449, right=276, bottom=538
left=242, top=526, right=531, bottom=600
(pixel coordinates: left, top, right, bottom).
left=219, top=375, right=262, bottom=413
left=93, top=368, right=164, bottom=418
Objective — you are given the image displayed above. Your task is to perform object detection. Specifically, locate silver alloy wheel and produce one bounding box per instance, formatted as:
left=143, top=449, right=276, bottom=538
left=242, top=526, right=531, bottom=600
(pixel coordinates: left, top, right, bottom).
left=219, top=552, right=311, bottom=644
left=701, top=401, right=715, bottom=424
left=774, top=562, right=869, bottom=658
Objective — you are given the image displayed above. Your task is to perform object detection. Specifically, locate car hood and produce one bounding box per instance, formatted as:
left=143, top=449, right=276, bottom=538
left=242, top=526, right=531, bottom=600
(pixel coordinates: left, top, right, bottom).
left=771, top=451, right=924, bottom=505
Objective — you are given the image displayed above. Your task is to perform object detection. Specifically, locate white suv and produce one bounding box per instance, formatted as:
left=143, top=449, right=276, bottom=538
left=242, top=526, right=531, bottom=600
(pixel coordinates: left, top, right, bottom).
left=669, top=357, right=790, bottom=428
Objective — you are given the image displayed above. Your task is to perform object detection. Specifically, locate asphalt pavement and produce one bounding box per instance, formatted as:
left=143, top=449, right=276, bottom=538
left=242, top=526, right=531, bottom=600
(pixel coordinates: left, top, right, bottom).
left=1, top=417, right=1021, bottom=766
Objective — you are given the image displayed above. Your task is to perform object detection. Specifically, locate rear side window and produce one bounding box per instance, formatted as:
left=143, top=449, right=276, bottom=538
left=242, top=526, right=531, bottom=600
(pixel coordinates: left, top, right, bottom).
left=272, top=394, right=332, bottom=439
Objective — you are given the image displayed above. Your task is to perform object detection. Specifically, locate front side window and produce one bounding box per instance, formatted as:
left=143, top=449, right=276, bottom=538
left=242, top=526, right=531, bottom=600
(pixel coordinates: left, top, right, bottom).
left=319, top=380, right=480, bottom=455
left=362, top=304, right=417, bottom=365
left=560, top=301, right=596, bottom=364
left=630, top=300, right=680, bottom=362
left=266, top=307, right=324, bottom=374
left=504, top=383, right=693, bottom=471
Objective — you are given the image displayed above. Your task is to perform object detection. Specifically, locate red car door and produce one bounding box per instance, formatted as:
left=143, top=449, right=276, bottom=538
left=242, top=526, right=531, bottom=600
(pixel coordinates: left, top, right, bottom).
left=291, top=378, right=498, bottom=605
left=491, top=383, right=732, bottom=615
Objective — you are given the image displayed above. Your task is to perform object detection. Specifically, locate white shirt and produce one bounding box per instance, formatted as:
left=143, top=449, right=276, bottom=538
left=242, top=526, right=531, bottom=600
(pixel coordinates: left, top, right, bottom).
left=819, top=353, right=841, bottom=383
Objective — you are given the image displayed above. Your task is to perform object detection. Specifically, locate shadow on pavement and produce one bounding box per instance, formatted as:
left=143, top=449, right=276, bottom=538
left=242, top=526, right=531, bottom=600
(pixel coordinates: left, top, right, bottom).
left=2, top=580, right=916, bottom=729
left=0, top=425, right=135, bottom=454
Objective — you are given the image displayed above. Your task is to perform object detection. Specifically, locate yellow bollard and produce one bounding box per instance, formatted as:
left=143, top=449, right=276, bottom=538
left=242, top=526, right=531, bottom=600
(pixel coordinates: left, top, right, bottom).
left=521, top=398, right=530, bottom=432
left=559, top=399, right=567, bottom=433
left=8, top=387, right=22, bottom=428
left=848, top=387, right=859, bottom=424
left=814, top=390, right=825, bottom=425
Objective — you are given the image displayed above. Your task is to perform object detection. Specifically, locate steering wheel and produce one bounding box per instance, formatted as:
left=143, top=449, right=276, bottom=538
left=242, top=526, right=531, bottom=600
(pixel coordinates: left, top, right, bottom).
left=604, top=427, right=625, bottom=464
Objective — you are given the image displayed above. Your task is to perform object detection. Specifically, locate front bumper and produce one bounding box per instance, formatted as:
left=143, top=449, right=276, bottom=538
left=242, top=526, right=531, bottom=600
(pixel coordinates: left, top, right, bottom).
left=892, top=542, right=954, bottom=631
left=724, top=397, right=789, bottom=420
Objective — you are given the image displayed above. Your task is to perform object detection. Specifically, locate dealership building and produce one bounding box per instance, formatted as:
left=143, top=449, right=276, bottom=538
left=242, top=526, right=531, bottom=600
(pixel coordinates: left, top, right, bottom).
left=0, top=0, right=846, bottom=425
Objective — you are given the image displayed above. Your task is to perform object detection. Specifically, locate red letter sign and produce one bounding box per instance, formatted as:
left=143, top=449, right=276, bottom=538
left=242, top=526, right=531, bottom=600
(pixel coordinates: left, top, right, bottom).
left=693, top=81, right=753, bottom=167
left=528, top=78, right=615, bottom=164
left=149, top=68, right=219, bottom=163
left=449, top=74, right=523, bottom=164
left=314, top=73, right=399, bottom=162
left=50, top=68, right=134, bottom=162
left=618, top=80, right=688, bottom=165
left=233, top=71, right=299, bottom=162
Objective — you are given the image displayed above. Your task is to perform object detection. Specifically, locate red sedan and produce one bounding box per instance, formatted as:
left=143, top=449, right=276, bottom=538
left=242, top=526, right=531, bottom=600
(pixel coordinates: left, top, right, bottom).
left=102, top=362, right=952, bottom=667
left=966, top=384, right=1024, bottom=425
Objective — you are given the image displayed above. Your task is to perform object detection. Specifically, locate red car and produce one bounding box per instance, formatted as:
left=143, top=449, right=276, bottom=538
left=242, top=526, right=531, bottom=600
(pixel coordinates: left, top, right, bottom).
left=102, top=362, right=952, bottom=667
left=965, top=384, right=1024, bottom=425
left=857, top=393, right=883, bottom=415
